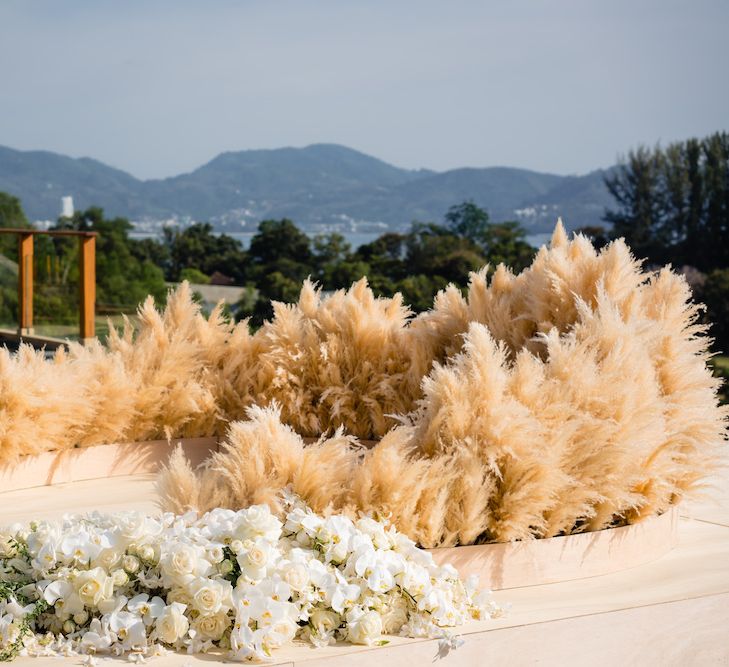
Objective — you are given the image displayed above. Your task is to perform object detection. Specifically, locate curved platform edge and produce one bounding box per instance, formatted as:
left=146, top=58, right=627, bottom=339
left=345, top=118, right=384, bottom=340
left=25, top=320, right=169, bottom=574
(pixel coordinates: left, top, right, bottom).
left=0, top=437, right=219, bottom=492
left=428, top=506, right=679, bottom=591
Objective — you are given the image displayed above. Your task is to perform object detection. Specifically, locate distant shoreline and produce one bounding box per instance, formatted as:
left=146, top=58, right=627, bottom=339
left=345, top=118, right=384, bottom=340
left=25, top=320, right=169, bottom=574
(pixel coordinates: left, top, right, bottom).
left=129, top=230, right=551, bottom=250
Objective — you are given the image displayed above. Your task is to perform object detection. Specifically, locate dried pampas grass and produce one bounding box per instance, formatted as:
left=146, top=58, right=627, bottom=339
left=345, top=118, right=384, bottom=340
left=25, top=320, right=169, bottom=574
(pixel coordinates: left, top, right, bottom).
left=254, top=278, right=416, bottom=439
left=2, top=223, right=726, bottom=547
left=157, top=223, right=727, bottom=546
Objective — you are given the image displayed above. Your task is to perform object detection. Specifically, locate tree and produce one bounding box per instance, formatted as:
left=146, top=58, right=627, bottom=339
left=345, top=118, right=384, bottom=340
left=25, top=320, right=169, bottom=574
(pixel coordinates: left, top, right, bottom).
left=352, top=233, right=408, bottom=283
left=480, top=221, right=535, bottom=272
left=701, top=132, right=729, bottom=270
left=55, top=207, right=167, bottom=308
left=0, top=192, right=30, bottom=258
left=180, top=267, right=211, bottom=284
left=443, top=203, right=534, bottom=271
left=312, top=233, right=353, bottom=286
left=248, top=219, right=312, bottom=267
left=444, top=200, right=491, bottom=243
left=698, top=268, right=729, bottom=356
left=236, top=219, right=316, bottom=326
left=604, top=145, right=668, bottom=262
left=163, top=223, right=246, bottom=283
left=406, top=222, right=485, bottom=285
left=574, top=225, right=610, bottom=249
left=603, top=132, right=729, bottom=271
left=395, top=274, right=449, bottom=312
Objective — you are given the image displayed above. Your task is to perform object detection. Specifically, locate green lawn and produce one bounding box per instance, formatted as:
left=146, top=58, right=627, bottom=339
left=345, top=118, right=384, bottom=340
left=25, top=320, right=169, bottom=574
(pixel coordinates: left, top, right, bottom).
left=32, top=313, right=138, bottom=341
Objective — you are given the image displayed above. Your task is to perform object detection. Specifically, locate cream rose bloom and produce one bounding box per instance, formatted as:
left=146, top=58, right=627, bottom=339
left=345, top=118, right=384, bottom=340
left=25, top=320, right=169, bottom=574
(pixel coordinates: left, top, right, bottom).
left=237, top=539, right=270, bottom=579
left=190, top=578, right=229, bottom=615
left=282, top=562, right=309, bottom=592
left=137, top=545, right=156, bottom=563
left=166, top=586, right=192, bottom=606
left=75, top=567, right=114, bottom=608
left=263, top=617, right=298, bottom=651
left=346, top=609, right=383, bottom=645
left=381, top=599, right=409, bottom=634
left=161, top=545, right=197, bottom=580
left=111, top=569, right=128, bottom=587
left=156, top=602, right=189, bottom=644
left=192, top=611, right=231, bottom=641
left=240, top=505, right=281, bottom=540
left=122, top=555, right=141, bottom=574
left=92, top=548, right=121, bottom=571
left=310, top=609, right=340, bottom=636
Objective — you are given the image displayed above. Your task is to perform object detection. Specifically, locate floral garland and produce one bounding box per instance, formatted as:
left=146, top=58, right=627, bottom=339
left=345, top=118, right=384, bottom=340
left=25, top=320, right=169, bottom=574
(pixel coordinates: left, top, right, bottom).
left=0, top=494, right=501, bottom=662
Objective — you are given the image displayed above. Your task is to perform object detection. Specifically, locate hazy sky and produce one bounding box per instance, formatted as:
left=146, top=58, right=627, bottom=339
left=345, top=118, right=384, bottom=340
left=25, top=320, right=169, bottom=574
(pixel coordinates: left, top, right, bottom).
left=1, top=0, right=727, bottom=179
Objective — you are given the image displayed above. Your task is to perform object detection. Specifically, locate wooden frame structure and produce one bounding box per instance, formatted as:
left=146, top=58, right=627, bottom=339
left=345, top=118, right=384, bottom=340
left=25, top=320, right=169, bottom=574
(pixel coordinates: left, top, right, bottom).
left=0, top=228, right=97, bottom=342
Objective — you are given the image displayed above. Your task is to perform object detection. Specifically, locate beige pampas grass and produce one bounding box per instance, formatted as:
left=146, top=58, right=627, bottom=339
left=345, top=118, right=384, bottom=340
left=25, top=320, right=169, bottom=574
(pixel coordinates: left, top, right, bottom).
left=157, top=223, right=727, bottom=546
left=158, top=404, right=361, bottom=516
left=255, top=278, right=417, bottom=439
left=2, top=224, right=726, bottom=547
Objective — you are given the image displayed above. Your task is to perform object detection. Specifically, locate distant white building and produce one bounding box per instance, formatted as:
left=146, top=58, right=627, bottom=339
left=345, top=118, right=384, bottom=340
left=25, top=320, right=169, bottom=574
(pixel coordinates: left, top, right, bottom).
left=61, top=196, right=74, bottom=218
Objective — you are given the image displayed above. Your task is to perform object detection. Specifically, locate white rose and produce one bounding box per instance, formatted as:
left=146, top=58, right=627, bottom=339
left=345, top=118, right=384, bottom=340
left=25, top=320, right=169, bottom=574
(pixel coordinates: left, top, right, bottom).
left=310, top=609, right=340, bottom=636
left=0, top=534, right=13, bottom=557
left=75, top=567, right=114, bottom=608
left=207, top=545, right=224, bottom=563
left=73, top=610, right=89, bottom=626
left=93, top=548, right=121, bottom=571
left=381, top=600, right=408, bottom=634
left=155, top=602, right=189, bottom=644
left=346, top=609, right=382, bottom=645
left=190, top=578, right=226, bottom=615
left=137, top=545, right=156, bottom=563
left=237, top=540, right=270, bottom=579
left=166, top=586, right=192, bottom=606
left=240, top=505, right=280, bottom=540
left=282, top=562, right=309, bottom=592
left=122, top=555, right=140, bottom=574
left=112, top=569, right=129, bottom=587
left=263, top=617, right=297, bottom=650
left=192, top=611, right=231, bottom=640
left=160, top=544, right=197, bottom=580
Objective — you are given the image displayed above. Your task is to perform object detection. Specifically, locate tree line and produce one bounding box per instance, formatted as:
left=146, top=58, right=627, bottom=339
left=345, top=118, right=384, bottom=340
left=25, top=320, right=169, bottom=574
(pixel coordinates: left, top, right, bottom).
left=0, top=195, right=534, bottom=328
left=601, top=131, right=729, bottom=382
left=1, top=129, right=727, bottom=369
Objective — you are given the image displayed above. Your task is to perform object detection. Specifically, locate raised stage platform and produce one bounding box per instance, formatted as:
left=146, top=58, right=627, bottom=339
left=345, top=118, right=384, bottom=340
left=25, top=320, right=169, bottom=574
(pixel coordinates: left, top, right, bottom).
left=1, top=465, right=728, bottom=666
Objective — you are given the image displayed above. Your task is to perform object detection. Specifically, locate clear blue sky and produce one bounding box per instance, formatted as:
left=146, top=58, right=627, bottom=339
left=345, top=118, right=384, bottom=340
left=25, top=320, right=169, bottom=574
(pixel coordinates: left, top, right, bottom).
left=1, top=0, right=727, bottom=179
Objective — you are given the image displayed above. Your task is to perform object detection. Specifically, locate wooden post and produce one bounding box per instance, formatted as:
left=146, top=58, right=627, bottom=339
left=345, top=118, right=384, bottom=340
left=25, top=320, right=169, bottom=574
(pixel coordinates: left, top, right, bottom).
left=79, top=235, right=96, bottom=342
left=18, top=232, right=33, bottom=335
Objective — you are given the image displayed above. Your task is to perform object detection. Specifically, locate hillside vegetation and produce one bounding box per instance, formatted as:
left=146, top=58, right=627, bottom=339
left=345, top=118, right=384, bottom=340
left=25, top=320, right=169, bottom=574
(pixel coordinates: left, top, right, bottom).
left=0, top=143, right=613, bottom=230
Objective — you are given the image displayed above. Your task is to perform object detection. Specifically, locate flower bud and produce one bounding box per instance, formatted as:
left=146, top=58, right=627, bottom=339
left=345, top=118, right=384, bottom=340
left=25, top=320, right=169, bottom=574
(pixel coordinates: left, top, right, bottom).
left=207, top=546, right=224, bottom=563
left=137, top=545, right=155, bottom=562
left=62, top=620, right=75, bottom=635
left=112, top=569, right=129, bottom=587
left=219, top=559, right=234, bottom=575
left=122, top=555, right=141, bottom=574
left=73, top=610, right=89, bottom=626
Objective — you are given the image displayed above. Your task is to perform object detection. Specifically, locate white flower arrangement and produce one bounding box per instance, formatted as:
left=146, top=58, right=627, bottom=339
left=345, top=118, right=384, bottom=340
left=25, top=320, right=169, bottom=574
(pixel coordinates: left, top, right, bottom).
left=0, top=494, right=501, bottom=662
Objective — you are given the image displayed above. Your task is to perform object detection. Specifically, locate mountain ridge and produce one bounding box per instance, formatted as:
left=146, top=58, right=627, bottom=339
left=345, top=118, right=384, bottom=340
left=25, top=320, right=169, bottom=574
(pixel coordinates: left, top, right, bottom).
left=0, top=143, right=615, bottom=232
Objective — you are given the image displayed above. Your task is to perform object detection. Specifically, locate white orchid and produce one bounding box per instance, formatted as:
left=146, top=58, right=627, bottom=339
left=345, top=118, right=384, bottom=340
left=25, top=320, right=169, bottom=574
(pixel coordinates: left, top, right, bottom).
left=107, top=609, right=146, bottom=650
left=127, top=594, right=165, bottom=626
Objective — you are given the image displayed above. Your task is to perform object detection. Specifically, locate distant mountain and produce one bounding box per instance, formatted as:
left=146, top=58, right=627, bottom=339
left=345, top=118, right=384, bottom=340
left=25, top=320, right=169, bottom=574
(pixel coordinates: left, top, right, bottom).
left=0, top=143, right=616, bottom=233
